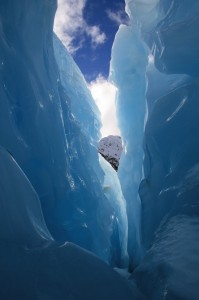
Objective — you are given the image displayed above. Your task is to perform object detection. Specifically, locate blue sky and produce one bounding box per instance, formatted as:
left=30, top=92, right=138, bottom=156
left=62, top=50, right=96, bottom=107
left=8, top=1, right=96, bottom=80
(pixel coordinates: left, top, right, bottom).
left=77, top=0, right=128, bottom=81
left=54, top=0, right=128, bottom=81
left=54, top=0, right=128, bottom=136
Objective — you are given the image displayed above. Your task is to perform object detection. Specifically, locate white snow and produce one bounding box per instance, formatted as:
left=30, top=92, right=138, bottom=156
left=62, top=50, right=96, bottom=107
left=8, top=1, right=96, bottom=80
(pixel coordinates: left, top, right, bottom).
left=98, top=135, right=123, bottom=162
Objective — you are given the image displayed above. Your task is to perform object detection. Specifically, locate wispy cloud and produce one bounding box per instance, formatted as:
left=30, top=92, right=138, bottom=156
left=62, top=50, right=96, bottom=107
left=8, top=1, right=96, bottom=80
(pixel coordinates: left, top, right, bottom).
left=54, top=0, right=85, bottom=53
left=86, top=26, right=106, bottom=46
left=89, top=75, right=120, bottom=137
left=54, top=0, right=106, bottom=53
left=106, top=9, right=129, bottom=26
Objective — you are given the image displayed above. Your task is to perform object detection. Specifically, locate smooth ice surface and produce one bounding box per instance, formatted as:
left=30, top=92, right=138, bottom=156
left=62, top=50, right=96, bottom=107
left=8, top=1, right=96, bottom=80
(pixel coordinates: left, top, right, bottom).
left=109, top=0, right=199, bottom=297
left=99, top=155, right=129, bottom=267
left=0, top=147, right=141, bottom=300
left=53, top=35, right=101, bottom=143
left=146, top=59, right=191, bottom=115
left=1, top=0, right=199, bottom=298
left=0, top=146, right=53, bottom=248
left=110, top=0, right=199, bottom=298
left=110, top=23, right=148, bottom=268
left=136, top=0, right=199, bottom=250
left=0, top=0, right=123, bottom=266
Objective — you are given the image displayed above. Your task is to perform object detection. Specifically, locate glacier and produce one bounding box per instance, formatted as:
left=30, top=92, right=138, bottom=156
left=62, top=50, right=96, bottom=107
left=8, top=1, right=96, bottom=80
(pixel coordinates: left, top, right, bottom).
left=99, top=154, right=129, bottom=267
left=0, top=0, right=128, bottom=267
left=0, top=0, right=199, bottom=299
left=0, top=146, right=138, bottom=299
left=110, top=21, right=148, bottom=270
left=110, top=0, right=199, bottom=299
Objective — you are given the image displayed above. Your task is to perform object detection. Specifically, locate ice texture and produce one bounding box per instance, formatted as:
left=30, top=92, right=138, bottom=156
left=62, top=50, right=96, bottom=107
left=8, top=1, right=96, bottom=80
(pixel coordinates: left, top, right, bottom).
left=99, top=155, right=129, bottom=267
left=133, top=215, right=199, bottom=300
left=0, top=0, right=123, bottom=267
left=0, top=146, right=140, bottom=300
left=1, top=0, right=199, bottom=298
left=53, top=35, right=101, bottom=143
left=0, top=0, right=140, bottom=297
left=0, top=146, right=53, bottom=248
left=110, top=23, right=148, bottom=268
left=137, top=65, right=199, bottom=297
left=110, top=0, right=199, bottom=298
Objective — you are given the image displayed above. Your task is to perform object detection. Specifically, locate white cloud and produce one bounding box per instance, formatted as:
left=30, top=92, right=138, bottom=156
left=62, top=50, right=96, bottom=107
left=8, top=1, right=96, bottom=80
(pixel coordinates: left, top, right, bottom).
left=89, top=75, right=120, bottom=137
left=106, top=9, right=129, bottom=26
left=54, top=0, right=106, bottom=53
left=54, top=0, right=85, bottom=53
left=86, top=26, right=106, bottom=46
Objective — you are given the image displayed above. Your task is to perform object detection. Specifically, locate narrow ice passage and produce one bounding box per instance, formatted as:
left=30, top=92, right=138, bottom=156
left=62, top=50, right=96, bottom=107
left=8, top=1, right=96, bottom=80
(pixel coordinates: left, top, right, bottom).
left=0, top=0, right=199, bottom=299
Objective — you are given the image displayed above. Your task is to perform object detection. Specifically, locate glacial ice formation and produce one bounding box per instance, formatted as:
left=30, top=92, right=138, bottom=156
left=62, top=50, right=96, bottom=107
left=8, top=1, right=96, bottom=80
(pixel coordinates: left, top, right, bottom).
left=0, top=147, right=138, bottom=300
left=0, top=0, right=127, bottom=270
left=99, top=154, right=129, bottom=267
left=110, top=0, right=199, bottom=299
left=0, top=0, right=199, bottom=299
left=0, top=0, right=136, bottom=298
left=53, top=35, right=101, bottom=143
left=0, top=146, right=53, bottom=248
left=110, top=21, right=148, bottom=268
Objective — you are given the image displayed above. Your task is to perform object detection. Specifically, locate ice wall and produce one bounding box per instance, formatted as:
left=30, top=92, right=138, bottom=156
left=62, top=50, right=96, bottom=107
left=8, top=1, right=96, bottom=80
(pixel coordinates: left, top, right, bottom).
left=133, top=0, right=199, bottom=250
left=110, top=0, right=199, bottom=298
left=0, top=0, right=145, bottom=297
left=99, top=155, right=129, bottom=267
left=0, top=146, right=140, bottom=300
left=110, top=11, right=148, bottom=269
left=1, top=0, right=199, bottom=297
left=0, top=0, right=123, bottom=266
left=53, top=35, right=101, bottom=144
left=135, top=1, right=199, bottom=298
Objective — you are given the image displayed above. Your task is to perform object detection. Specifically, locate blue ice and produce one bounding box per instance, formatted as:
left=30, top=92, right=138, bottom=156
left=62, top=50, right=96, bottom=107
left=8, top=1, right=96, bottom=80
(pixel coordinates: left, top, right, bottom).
left=0, top=0, right=199, bottom=299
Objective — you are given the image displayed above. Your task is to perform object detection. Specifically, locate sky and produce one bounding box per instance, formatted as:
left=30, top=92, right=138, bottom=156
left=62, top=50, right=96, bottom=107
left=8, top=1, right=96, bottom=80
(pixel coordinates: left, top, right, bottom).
left=54, top=0, right=129, bottom=137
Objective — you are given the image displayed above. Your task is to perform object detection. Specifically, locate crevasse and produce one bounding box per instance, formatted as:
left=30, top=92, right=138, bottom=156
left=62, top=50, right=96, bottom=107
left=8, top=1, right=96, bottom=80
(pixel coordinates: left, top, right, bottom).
left=0, top=0, right=199, bottom=299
